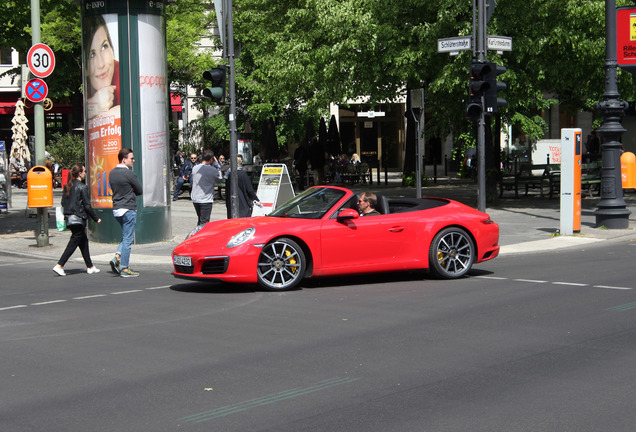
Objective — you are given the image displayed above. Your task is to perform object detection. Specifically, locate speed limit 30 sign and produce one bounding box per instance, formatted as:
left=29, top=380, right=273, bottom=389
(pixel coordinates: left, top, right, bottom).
left=27, top=43, right=56, bottom=78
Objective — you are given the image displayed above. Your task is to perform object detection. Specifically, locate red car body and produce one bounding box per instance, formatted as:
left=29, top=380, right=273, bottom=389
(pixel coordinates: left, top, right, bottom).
left=172, top=186, right=499, bottom=290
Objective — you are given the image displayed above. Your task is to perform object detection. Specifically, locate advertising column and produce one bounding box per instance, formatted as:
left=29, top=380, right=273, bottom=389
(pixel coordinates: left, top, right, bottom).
left=82, top=0, right=170, bottom=243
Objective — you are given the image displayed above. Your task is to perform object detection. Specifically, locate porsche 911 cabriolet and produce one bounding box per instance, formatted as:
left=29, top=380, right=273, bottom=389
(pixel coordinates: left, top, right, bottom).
left=171, top=186, right=500, bottom=291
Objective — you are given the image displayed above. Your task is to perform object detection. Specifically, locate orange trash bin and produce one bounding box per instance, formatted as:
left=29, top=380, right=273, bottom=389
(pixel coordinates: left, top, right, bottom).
left=27, top=166, right=53, bottom=208
left=621, top=152, right=636, bottom=189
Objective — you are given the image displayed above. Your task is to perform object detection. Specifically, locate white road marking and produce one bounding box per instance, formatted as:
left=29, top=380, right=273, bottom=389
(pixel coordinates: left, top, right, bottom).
left=73, top=294, right=108, bottom=300
left=514, top=279, right=548, bottom=284
left=0, top=276, right=632, bottom=313
left=0, top=305, right=28, bottom=311
left=31, top=300, right=67, bottom=306
left=594, top=285, right=633, bottom=290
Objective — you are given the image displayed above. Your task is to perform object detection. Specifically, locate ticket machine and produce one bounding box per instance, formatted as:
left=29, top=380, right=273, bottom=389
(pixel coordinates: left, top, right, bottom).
left=560, top=128, right=582, bottom=235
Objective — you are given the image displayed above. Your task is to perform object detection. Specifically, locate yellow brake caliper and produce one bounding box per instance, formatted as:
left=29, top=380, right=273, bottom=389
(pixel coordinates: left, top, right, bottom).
left=285, top=248, right=297, bottom=273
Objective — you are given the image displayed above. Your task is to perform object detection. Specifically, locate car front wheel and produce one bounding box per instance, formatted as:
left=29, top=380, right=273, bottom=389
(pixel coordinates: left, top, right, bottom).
left=257, top=238, right=306, bottom=290
left=429, top=227, right=475, bottom=279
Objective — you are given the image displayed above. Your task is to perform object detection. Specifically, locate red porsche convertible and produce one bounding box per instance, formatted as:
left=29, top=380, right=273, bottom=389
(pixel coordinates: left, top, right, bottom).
left=171, top=186, right=500, bottom=291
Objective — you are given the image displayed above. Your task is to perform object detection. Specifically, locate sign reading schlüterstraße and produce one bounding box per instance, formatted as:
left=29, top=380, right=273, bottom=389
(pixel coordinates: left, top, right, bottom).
left=437, top=36, right=472, bottom=53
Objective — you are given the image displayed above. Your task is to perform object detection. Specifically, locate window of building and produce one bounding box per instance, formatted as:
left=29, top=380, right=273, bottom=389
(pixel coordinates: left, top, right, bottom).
left=0, top=46, right=13, bottom=65
left=45, top=113, right=65, bottom=131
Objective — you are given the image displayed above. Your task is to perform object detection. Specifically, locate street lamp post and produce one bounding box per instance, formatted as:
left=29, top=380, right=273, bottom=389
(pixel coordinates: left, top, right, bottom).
left=594, top=0, right=631, bottom=229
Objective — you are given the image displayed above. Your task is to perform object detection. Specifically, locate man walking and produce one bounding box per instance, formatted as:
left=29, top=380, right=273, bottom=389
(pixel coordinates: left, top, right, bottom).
left=109, top=148, right=143, bottom=277
left=225, top=155, right=261, bottom=218
left=173, top=152, right=197, bottom=201
left=191, top=149, right=223, bottom=226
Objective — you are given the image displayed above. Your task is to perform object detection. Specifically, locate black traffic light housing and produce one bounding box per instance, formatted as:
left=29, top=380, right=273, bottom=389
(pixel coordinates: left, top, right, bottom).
left=484, top=62, right=507, bottom=114
left=203, top=65, right=227, bottom=104
left=466, top=60, right=492, bottom=122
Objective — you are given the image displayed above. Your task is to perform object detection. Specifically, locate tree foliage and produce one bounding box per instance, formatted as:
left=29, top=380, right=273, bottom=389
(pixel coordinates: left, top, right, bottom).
left=47, top=132, right=85, bottom=167
left=232, top=0, right=635, bottom=144
left=1, top=0, right=634, bottom=152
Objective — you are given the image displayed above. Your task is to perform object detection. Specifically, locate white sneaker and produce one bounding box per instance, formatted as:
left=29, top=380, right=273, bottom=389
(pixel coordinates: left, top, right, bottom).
left=87, top=267, right=100, bottom=274
left=52, top=266, right=66, bottom=276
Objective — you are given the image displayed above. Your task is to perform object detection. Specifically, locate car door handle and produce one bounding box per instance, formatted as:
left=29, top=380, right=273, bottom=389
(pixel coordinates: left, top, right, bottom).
left=389, top=226, right=405, bottom=232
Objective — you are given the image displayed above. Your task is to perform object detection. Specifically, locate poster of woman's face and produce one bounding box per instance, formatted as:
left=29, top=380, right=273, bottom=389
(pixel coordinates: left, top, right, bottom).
left=83, top=14, right=122, bottom=208
left=88, top=25, right=115, bottom=95
left=83, top=14, right=120, bottom=120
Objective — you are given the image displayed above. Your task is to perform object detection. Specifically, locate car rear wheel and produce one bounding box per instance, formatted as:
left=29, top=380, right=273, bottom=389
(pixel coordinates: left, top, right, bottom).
left=429, top=227, right=475, bottom=279
left=257, top=238, right=306, bottom=291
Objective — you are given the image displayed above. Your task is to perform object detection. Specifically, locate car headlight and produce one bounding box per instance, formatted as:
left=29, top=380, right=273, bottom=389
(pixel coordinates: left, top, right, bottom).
left=186, top=224, right=205, bottom=239
left=226, top=227, right=255, bottom=248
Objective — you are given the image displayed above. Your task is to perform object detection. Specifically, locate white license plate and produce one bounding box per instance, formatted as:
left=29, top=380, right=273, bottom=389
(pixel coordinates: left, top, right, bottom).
left=174, top=255, right=192, bottom=266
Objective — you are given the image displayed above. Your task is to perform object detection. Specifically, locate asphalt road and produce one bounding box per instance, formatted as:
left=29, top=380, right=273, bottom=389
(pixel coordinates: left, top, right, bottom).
left=2, top=240, right=636, bottom=431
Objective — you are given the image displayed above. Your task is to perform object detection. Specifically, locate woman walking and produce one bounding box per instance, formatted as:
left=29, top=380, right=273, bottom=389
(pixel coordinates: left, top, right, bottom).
left=52, top=164, right=102, bottom=276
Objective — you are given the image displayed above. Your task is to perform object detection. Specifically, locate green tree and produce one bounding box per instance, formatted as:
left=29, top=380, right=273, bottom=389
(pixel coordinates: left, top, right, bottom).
left=47, top=132, right=85, bottom=168
left=0, top=1, right=216, bottom=132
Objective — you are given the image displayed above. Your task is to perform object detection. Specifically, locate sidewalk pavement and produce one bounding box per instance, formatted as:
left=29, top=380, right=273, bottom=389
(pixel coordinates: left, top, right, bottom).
left=1, top=177, right=636, bottom=268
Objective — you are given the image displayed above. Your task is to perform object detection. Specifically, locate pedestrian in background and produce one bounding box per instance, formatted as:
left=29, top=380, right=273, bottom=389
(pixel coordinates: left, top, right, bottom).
left=109, top=148, right=143, bottom=278
left=173, top=152, right=198, bottom=201
left=309, top=137, right=325, bottom=185
left=191, top=149, right=223, bottom=226
left=225, top=155, right=261, bottom=218
left=293, top=143, right=309, bottom=191
left=52, top=164, right=101, bottom=276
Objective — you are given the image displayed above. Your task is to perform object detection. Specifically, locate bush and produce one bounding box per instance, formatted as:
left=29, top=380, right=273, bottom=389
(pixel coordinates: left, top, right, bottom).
left=402, top=171, right=430, bottom=187
left=47, top=133, right=85, bottom=168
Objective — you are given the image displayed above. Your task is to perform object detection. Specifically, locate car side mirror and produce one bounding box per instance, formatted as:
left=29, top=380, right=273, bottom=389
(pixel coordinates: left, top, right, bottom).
left=337, top=208, right=359, bottom=222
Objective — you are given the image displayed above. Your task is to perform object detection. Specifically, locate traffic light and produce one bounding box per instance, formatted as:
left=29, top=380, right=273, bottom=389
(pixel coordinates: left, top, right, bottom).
left=202, top=65, right=227, bottom=104
left=484, top=62, right=507, bottom=114
left=466, top=60, right=492, bottom=122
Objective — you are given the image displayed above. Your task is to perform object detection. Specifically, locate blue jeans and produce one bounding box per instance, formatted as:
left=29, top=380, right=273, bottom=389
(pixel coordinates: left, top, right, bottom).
left=173, top=176, right=187, bottom=199
left=115, top=210, right=136, bottom=269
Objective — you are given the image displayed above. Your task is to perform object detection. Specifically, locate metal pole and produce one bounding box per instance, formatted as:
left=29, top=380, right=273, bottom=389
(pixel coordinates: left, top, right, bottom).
left=594, top=0, right=630, bottom=228
left=31, top=0, right=48, bottom=246
left=226, top=0, right=239, bottom=218
left=476, top=0, right=487, bottom=212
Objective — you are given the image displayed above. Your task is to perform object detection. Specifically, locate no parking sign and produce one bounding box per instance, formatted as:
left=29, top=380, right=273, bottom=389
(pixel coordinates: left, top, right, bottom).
left=25, top=79, right=48, bottom=103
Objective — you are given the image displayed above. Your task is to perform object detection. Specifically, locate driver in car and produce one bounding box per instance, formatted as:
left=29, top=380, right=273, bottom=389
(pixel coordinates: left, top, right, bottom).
left=358, top=192, right=381, bottom=216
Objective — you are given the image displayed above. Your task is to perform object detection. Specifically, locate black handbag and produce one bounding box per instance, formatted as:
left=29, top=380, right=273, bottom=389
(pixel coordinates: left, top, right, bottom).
left=66, top=214, right=85, bottom=226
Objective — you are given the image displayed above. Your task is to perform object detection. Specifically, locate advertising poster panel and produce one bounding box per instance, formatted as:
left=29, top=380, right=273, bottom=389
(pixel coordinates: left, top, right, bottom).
left=617, top=7, right=636, bottom=71
left=82, top=13, right=121, bottom=208
left=138, top=13, right=169, bottom=207
left=238, top=138, right=253, bottom=165
left=252, top=164, right=295, bottom=216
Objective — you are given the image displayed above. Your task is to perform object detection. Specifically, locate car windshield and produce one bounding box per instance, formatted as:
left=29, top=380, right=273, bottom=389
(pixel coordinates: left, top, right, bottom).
left=269, top=187, right=346, bottom=219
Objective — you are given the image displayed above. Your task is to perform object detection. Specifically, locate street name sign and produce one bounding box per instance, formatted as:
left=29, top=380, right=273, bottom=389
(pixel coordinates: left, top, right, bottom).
left=27, top=43, right=56, bottom=78
left=358, top=111, right=386, bottom=118
left=438, top=36, right=472, bottom=55
left=487, top=36, right=512, bottom=52
left=25, top=79, right=48, bottom=103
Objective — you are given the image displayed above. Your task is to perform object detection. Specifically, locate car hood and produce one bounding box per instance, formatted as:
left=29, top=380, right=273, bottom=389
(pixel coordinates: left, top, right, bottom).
left=173, top=216, right=306, bottom=254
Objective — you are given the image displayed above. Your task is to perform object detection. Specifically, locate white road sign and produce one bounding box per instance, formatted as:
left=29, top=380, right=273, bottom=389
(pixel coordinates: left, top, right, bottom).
left=437, top=36, right=472, bottom=53
left=487, top=36, right=512, bottom=52
left=27, top=43, right=56, bottom=78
